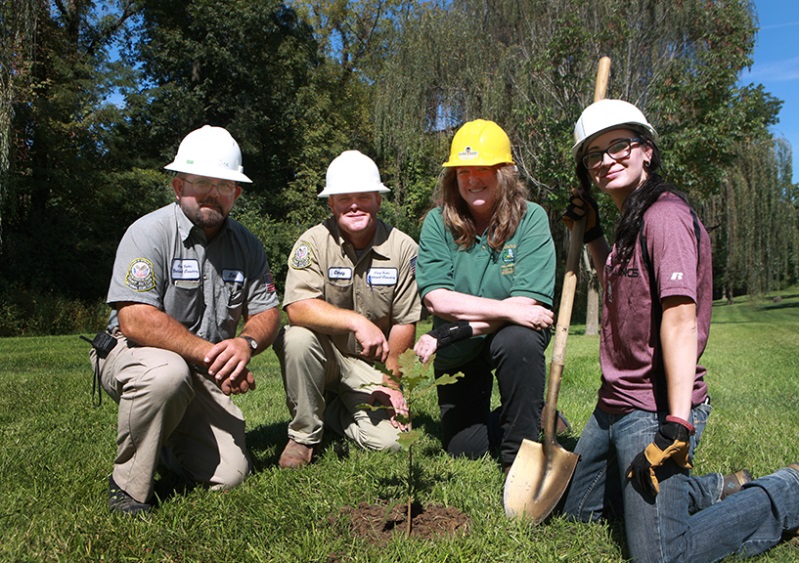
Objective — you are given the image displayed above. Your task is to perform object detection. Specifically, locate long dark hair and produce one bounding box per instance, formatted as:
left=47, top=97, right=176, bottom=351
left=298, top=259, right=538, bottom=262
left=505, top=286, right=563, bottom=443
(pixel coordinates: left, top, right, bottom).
left=576, top=134, right=687, bottom=265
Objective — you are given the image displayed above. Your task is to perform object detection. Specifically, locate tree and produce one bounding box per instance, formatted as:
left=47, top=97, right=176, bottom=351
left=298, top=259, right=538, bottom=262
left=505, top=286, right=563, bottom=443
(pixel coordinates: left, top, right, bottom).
left=370, top=0, right=790, bottom=311
left=1, top=0, right=139, bottom=299
left=123, top=0, right=395, bottom=290
left=702, top=136, right=799, bottom=301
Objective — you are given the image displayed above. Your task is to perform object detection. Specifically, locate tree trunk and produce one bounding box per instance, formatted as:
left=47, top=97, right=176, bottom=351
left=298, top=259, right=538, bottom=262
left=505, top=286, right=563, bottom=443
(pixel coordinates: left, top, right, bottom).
left=582, top=247, right=600, bottom=336
left=585, top=279, right=600, bottom=335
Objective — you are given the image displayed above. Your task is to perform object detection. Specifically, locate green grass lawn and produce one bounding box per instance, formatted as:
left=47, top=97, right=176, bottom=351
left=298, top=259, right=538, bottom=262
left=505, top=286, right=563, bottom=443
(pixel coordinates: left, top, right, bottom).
left=1, top=290, right=798, bottom=562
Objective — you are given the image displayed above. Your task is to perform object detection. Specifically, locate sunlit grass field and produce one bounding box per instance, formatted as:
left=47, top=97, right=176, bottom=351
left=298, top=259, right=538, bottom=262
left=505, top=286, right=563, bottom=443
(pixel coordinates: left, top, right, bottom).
left=1, top=289, right=797, bottom=562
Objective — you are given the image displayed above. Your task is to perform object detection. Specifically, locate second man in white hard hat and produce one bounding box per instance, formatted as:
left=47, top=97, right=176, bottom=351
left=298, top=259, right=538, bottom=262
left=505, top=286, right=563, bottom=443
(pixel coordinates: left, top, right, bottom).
left=273, top=150, right=422, bottom=468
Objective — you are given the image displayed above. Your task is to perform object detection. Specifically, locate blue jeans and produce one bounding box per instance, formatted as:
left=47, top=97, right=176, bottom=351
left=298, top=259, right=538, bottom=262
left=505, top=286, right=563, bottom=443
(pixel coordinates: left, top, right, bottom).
left=562, top=405, right=799, bottom=562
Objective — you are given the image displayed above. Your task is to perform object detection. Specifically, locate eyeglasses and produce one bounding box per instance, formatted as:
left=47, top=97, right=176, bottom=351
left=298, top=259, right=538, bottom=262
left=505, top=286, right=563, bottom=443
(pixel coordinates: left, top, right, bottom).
left=582, top=138, right=643, bottom=170
left=180, top=177, right=237, bottom=195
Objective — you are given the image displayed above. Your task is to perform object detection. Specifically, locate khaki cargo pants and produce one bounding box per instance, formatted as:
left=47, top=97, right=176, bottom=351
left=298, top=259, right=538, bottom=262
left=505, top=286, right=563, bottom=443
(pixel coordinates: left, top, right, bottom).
left=273, top=325, right=401, bottom=451
left=93, top=334, right=251, bottom=504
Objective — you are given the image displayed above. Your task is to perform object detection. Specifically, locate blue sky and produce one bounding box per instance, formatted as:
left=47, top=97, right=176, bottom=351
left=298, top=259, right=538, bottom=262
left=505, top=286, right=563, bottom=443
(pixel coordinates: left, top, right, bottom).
left=741, top=1, right=799, bottom=183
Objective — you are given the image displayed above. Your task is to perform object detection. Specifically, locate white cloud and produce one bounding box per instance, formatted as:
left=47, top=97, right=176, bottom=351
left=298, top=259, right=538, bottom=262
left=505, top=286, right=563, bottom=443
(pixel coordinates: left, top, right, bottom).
left=759, top=20, right=799, bottom=31
left=741, top=56, right=799, bottom=82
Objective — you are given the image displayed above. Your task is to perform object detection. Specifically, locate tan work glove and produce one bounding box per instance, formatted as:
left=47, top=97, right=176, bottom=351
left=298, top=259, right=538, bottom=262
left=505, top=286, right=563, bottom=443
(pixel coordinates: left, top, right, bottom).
left=626, top=416, right=694, bottom=495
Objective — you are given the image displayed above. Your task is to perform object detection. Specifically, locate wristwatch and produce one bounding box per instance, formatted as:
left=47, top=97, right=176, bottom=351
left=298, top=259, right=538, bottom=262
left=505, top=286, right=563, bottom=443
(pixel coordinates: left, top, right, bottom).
left=239, top=335, right=258, bottom=353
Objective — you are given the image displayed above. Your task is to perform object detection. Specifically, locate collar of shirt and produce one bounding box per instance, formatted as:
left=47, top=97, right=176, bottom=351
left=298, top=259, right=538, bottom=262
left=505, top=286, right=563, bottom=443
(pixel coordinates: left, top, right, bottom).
left=324, top=216, right=392, bottom=261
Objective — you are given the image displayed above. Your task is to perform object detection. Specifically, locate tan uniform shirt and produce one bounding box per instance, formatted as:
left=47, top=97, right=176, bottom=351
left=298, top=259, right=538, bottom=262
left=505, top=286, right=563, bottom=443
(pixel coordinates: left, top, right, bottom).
left=284, top=217, right=422, bottom=356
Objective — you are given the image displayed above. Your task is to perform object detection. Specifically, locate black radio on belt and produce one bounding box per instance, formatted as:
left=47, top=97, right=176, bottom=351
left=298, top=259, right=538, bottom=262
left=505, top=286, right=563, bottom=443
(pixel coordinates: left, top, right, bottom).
left=80, top=332, right=118, bottom=408
left=80, top=331, right=118, bottom=358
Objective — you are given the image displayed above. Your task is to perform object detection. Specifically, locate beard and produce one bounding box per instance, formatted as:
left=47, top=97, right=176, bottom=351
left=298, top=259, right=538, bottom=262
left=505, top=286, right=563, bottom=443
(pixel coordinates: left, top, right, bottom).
left=180, top=200, right=227, bottom=232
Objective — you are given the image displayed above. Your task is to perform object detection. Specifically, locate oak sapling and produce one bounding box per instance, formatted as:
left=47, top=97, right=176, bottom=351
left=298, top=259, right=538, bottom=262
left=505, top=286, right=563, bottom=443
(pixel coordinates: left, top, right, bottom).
left=359, top=349, right=463, bottom=537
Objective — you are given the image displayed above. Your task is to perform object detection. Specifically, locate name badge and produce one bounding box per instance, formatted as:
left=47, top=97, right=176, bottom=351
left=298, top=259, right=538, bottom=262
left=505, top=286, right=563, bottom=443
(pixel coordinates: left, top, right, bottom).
left=171, top=259, right=200, bottom=280
left=367, top=267, right=398, bottom=286
left=222, top=269, right=245, bottom=284
left=328, top=267, right=353, bottom=280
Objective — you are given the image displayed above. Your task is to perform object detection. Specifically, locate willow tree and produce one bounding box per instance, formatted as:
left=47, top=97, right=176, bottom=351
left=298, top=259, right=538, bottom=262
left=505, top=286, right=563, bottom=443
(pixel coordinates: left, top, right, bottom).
left=288, top=0, right=424, bottom=237
left=371, top=0, right=788, bottom=314
left=703, top=138, right=799, bottom=301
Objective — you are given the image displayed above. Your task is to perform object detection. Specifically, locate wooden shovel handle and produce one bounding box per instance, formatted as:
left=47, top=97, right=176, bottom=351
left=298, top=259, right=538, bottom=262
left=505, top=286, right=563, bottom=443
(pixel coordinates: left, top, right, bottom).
left=594, top=57, right=611, bottom=105
left=543, top=56, right=611, bottom=442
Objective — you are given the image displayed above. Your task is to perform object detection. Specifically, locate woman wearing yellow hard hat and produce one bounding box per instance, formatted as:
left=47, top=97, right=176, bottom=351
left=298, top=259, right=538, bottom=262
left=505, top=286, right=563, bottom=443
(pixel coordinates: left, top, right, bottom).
left=413, top=119, right=559, bottom=473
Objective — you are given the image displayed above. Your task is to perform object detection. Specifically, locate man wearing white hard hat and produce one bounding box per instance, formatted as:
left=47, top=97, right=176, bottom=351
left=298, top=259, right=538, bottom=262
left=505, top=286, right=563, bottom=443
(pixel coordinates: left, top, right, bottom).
left=91, top=125, right=280, bottom=515
left=273, top=150, right=422, bottom=468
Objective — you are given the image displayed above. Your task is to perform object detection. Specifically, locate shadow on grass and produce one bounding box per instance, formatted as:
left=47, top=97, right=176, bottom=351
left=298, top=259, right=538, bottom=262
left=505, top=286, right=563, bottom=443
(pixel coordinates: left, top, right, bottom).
left=371, top=453, right=460, bottom=503
left=246, top=420, right=369, bottom=472
left=246, top=421, right=286, bottom=470
left=762, top=301, right=799, bottom=311
left=411, top=412, right=442, bottom=444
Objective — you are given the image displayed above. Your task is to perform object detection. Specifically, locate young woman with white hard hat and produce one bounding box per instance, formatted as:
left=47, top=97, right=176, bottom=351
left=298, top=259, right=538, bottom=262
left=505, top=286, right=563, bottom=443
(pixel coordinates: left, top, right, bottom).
left=561, top=99, right=799, bottom=562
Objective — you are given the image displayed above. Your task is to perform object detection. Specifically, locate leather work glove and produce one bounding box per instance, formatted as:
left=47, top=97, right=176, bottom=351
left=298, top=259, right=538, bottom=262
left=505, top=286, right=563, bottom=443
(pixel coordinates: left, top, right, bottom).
left=626, top=416, right=695, bottom=496
left=561, top=192, right=603, bottom=244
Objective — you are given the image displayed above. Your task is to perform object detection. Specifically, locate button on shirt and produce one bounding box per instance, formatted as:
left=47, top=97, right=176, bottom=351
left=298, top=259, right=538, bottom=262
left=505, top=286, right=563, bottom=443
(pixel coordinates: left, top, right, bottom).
left=283, top=217, right=422, bottom=357
left=106, top=203, right=278, bottom=343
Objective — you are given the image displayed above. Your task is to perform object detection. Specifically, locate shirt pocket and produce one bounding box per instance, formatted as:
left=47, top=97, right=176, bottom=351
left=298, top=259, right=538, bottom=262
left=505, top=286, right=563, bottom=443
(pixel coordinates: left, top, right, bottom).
left=164, top=281, right=202, bottom=327
left=324, top=280, right=355, bottom=310
left=366, top=285, right=394, bottom=319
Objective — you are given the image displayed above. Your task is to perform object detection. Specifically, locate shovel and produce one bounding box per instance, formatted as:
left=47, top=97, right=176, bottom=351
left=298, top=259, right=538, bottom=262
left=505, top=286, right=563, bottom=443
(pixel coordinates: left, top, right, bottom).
left=503, top=57, right=611, bottom=522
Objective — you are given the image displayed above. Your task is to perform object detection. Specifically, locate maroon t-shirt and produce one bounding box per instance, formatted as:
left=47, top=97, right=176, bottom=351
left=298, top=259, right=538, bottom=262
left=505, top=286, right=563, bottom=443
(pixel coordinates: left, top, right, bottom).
left=598, top=192, right=711, bottom=414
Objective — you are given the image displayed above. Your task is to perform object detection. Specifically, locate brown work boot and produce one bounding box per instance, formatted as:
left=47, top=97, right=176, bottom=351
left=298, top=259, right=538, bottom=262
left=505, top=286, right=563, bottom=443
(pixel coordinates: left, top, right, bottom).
left=278, top=439, right=314, bottom=469
left=720, top=469, right=753, bottom=500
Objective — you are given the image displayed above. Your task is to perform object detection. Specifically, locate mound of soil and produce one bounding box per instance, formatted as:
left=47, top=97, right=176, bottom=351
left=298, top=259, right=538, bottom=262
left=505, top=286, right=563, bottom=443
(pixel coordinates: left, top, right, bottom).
left=336, top=500, right=471, bottom=545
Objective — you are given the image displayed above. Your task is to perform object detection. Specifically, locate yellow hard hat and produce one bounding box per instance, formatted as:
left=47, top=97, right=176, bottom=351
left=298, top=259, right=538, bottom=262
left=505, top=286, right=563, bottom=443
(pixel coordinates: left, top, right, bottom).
left=443, top=119, right=514, bottom=167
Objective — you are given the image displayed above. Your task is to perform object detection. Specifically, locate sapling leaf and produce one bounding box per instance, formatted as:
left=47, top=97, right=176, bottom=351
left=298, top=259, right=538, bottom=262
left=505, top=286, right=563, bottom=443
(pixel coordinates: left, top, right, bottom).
left=434, top=372, right=462, bottom=386
left=397, top=351, right=418, bottom=375
left=397, top=429, right=421, bottom=451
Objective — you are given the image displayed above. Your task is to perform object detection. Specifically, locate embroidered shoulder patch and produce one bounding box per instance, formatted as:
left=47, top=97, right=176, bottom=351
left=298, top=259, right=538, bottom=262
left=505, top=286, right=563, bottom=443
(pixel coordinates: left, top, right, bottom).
left=290, top=242, right=313, bottom=269
left=125, top=258, right=156, bottom=292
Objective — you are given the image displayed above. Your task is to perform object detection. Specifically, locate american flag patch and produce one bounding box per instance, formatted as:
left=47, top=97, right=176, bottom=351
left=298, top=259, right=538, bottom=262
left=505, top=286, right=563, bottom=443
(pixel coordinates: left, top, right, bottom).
left=266, top=273, right=276, bottom=293
left=410, top=256, right=417, bottom=276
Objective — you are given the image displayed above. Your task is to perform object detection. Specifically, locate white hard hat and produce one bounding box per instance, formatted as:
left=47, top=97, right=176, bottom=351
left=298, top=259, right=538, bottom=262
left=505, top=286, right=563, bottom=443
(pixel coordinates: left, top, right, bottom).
left=572, top=99, right=658, bottom=163
left=318, top=150, right=390, bottom=198
left=164, top=125, right=252, bottom=183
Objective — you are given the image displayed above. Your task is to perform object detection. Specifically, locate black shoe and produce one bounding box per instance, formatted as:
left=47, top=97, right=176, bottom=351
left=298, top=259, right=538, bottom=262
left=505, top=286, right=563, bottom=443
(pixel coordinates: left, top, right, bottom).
left=540, top=405, right=572, bottom=435
left=109, top=476, right=153, bottom=516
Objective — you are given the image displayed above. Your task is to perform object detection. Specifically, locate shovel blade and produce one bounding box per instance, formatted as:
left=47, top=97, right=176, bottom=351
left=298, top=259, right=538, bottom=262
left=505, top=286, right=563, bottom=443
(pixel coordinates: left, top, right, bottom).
left=503, top=438, right=580, bottom=523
